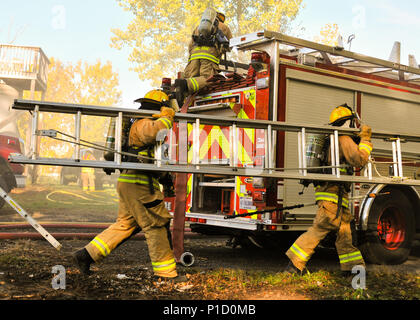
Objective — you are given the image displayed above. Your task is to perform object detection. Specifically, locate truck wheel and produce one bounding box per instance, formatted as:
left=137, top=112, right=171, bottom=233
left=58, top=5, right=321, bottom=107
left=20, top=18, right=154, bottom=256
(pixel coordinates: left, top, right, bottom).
left=360, top=189, right=415, bottom=265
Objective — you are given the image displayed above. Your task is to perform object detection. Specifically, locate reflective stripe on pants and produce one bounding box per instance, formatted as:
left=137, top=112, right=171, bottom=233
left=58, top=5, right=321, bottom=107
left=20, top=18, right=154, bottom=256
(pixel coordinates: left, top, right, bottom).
left=339, top=250, right=364, bottom=265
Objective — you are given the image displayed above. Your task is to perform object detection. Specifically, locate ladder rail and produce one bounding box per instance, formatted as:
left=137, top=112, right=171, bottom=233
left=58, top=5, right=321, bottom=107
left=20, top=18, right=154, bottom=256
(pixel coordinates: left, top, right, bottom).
left=0, top=186, right=62, bottom=250
left=9, top=155, right=420, bottom=187
left=10, top=99, right=420, bottom=187
left=13, top=99, right=420, bottom=143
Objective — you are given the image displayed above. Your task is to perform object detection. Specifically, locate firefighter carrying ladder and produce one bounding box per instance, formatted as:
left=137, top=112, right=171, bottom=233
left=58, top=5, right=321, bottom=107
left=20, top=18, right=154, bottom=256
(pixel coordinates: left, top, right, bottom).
left=7, top=99, right=420, bottom=262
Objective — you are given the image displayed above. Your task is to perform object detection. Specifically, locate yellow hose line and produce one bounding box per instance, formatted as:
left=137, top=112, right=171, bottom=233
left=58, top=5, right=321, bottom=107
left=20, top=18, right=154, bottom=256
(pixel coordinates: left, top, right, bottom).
left=46, top=190, right=118, bottom=205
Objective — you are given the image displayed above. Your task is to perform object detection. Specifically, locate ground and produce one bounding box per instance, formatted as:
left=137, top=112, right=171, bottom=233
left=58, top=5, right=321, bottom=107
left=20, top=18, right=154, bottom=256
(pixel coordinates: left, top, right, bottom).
left=0, top=185, right=419, bottom=301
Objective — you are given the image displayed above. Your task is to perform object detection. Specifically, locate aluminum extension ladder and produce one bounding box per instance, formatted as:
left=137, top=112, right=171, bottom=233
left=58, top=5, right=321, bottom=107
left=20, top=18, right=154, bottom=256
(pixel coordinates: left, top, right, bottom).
left=10, top=99, right=420, bottom=187
left=0, top=186, right=62, bottom=250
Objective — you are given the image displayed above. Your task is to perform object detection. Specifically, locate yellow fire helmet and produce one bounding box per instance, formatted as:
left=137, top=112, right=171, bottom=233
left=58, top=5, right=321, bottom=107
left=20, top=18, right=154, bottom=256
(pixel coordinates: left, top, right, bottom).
left=134, top=89, right=170, bottom=110
left=329, top=103, right=355, bottom=126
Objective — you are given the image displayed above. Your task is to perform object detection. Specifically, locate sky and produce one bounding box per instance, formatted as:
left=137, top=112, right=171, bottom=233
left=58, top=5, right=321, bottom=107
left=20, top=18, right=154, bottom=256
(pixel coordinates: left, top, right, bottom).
left=0, top=0, right=419, bottom=109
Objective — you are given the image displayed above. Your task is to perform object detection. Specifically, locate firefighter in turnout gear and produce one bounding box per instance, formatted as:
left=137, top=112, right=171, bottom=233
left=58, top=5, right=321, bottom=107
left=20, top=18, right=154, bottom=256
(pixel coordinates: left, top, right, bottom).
left=285, top=104, right=373, bottom=275
left=175, top=8, right=232, bottom=105
left=80, top=149, right=96, bottom=191
left=73, top=89, right=186, bottom=283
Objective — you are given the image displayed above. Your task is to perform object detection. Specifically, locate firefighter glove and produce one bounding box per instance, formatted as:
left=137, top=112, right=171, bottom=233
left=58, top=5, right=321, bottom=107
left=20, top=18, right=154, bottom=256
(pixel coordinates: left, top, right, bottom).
left=153, top=107, right=175, bottom=119
left=358, top=124, right=372, bottom=140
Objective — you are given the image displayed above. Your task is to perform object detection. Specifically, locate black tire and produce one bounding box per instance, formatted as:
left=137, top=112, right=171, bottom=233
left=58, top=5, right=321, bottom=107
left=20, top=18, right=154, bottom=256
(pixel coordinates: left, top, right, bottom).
left=0, top=177, right=10, bottom=209
left=360, top=189, right=415, bottom=265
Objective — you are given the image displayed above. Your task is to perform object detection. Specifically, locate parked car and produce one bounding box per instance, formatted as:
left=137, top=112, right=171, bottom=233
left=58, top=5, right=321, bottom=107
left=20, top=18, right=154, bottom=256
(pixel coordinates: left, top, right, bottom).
left=0, top=134, right=25, bottom=188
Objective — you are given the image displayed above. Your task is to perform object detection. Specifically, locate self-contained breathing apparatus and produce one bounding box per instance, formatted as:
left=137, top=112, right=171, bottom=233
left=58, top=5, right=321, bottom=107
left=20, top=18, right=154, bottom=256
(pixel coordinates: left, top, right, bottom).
left=103, top=90, right=176, bottom=196
left=193, top=8, right=229, bottom=52
left=299, top=103, right=360, bottom=218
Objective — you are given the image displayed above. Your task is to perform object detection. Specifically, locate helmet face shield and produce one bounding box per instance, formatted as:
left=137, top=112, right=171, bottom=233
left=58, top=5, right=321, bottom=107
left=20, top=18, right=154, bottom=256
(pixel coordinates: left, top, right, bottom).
left=216, top=12, right=225, bottom=23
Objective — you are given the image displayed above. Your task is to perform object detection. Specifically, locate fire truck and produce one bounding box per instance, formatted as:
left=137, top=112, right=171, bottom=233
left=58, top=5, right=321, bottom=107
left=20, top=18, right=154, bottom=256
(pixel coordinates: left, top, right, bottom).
left=8, top=30, right=420, bottom=266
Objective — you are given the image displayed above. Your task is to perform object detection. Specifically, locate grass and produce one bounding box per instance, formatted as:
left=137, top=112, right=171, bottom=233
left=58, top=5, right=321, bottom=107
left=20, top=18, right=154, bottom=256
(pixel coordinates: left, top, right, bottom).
left=1, top=184, right=119, bottom=221
left=193, top=268, right=420, bottom=300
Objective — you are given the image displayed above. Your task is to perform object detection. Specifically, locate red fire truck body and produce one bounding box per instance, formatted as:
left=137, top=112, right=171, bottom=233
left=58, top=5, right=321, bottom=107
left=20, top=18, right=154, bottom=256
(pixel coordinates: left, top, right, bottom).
left=163, top=31, right=420, bottom=264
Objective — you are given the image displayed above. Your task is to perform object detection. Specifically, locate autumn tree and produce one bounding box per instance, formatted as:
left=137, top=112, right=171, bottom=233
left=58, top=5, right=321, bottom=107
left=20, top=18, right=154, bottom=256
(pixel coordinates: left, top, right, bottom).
left=18, top=58, right=121, bottom=182
left=41, top=58, right=121, bottom=156
left=111, top=0, right=304, bottom=86
left=314, top=23, right=340, bottom=46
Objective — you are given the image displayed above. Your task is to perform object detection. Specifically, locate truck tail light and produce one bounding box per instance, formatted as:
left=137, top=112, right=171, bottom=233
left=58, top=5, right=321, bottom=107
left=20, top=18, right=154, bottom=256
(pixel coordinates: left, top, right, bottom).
left=253, top=191, right=264, bottom=201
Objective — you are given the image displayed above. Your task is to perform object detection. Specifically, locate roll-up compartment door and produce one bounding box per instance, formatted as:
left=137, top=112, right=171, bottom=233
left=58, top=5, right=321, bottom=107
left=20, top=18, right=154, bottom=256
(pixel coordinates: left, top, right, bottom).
left=284, top=79, right=355, bottom=212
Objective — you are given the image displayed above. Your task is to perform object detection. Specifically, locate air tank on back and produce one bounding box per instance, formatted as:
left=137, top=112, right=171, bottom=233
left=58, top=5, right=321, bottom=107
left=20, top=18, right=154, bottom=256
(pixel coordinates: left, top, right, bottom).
left=103, top=117, right=132, bottom=161
left=305, top=134, right=327, bottom=173
left=197, top=7, right=217, bottom=39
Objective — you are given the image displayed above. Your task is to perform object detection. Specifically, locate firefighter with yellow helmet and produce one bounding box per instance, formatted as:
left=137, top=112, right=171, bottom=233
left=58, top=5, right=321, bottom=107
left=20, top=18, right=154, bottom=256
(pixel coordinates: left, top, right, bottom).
left=174, top=8, right=232, bottom=104
left=285, top=104, right=373, bottom=276
left=73, top=89, right=186, bottom=283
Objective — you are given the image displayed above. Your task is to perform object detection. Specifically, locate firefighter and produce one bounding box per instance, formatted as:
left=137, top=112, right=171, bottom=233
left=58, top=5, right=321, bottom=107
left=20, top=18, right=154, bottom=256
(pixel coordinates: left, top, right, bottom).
left=80, top=149, right=96, bottom=191
left=284, top=104, right=373, bottom=276
left=73, top=89, right=187, bottom=283
left=174, top=8, right=232, bottom=105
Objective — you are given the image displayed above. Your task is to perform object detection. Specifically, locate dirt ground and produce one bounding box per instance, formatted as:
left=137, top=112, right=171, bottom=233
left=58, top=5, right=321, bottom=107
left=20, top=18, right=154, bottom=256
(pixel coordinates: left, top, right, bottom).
left=0, top=185, right=419, bottom=301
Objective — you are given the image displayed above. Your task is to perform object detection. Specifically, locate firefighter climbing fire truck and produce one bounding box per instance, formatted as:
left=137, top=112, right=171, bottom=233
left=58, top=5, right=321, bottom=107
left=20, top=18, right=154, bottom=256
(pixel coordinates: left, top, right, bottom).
left=8, top=30, right=420, bottom=266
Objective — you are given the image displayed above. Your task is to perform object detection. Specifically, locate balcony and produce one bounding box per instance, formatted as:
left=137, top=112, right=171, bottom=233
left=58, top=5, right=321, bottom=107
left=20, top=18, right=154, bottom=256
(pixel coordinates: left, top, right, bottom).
left=0, top=44, right=49, bottom=94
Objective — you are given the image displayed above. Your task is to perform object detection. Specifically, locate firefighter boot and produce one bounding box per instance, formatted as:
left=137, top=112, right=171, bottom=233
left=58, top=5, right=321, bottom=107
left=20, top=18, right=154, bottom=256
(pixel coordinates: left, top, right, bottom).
left=73, top=248, right=94, bottom=275
left=283, top=261, right=309, bottom=276
left=153, top=274, right=188, bottom=284
left=174, top=79, right=188, bottom=107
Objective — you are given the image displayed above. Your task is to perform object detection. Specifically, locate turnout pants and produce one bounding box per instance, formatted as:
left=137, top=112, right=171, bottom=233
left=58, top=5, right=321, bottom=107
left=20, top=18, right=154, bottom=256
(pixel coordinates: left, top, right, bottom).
left=85, top=181, right=177, bottom=278
left=81, top=171, right=95, bottom=191
left=184, top=59, right=219, bottom=94
left=286, top=200, right=365, bottom=271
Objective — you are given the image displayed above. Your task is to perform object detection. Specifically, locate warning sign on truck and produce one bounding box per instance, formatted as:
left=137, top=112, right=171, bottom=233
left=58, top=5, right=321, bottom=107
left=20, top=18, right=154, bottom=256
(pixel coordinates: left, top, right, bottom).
left=239, top=196, right=256, bottom=210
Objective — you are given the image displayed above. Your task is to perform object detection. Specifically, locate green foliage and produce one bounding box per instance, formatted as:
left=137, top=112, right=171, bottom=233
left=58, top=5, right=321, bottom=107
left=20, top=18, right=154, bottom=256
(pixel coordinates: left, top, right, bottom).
left=111, top=0, right=304, bottom=85
left=194, top=268, right=420, bottom=300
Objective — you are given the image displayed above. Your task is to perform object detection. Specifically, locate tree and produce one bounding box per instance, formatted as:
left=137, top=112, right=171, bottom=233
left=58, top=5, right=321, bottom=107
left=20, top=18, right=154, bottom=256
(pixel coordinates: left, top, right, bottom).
left=111, top=0, right=304, bottom=86
left=18, top=58, right=122, bottom=182
left=314, top=23, right=340, bottom=46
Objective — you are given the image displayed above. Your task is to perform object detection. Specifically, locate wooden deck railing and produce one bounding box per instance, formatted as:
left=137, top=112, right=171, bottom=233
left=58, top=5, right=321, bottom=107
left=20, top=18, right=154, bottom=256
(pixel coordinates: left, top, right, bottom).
left=0, top=44, right=49, bottom=87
